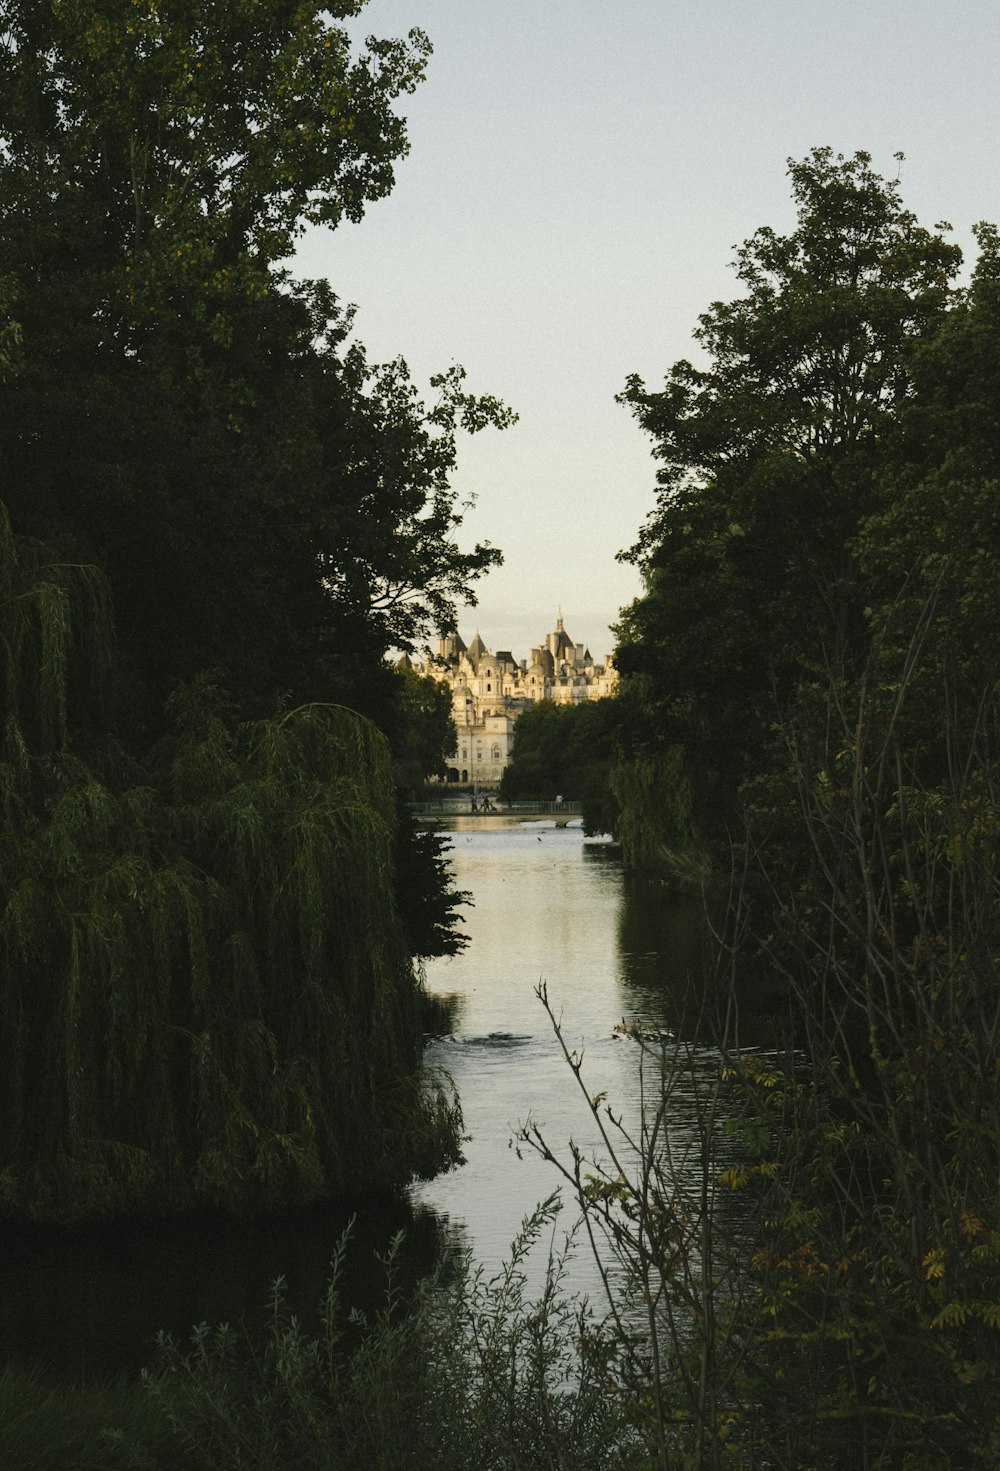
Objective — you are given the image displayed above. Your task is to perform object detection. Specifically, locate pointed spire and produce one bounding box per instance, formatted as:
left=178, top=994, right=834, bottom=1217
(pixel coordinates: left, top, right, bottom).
left=466, top=629, right=488, bottom=666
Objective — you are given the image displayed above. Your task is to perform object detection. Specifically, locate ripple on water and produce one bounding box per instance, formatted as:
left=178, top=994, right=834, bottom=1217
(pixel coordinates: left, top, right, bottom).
left=412, top=825, right=765, bottom=1298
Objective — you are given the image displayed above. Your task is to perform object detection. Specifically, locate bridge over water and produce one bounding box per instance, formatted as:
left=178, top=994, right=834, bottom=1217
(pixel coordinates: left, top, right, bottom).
left=410, top=799, right=583, bottom=826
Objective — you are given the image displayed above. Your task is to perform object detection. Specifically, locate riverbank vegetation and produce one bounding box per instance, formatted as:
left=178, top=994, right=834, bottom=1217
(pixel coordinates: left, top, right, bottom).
left=4, top=0, right=1000, bottom=1458
left=609, top=147, right=997, bottom=887
left=0, top=503, right=462, bottom=1218
left=498, top=698, right=618, bottom=831
left=0, top=0, right=514, bottom=1220
left=0, top=1200, right=644, bottom=1471
left=496, top=148, right=1000, bottom=1464
left=598, top=149, right=1000, bottom=1463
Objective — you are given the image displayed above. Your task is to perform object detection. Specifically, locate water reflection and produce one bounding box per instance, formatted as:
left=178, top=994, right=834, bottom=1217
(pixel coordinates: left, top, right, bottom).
left=412, top=823, right=742, bottom=1297
left=0, top=822, right=757, bottom=1374
left=616, top=878, right=708, bottom=1020
left=0, top=1192, right=446, bottom=1375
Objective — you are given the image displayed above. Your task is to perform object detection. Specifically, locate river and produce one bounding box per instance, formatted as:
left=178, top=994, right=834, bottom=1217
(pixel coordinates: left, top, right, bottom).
left=0, top=816, right=741, bottom=1373
left=413, top=816, right=715, bottom=1293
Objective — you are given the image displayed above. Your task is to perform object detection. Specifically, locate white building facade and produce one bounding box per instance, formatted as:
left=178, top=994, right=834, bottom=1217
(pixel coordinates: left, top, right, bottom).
left=419, top=614, right=617, bottom=788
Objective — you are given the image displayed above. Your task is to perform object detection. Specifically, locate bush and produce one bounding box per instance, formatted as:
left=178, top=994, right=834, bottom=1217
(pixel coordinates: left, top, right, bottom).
left=140, top=1199, right=641, bottom=1471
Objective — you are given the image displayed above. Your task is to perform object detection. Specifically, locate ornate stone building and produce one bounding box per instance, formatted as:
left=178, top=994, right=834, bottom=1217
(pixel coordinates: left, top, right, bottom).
left=417, top=613, right=617, bottom=787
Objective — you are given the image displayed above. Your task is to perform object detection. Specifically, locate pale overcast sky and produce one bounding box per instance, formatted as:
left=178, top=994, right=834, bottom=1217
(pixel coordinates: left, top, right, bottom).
left=293, top=0, right=1000, bottom=662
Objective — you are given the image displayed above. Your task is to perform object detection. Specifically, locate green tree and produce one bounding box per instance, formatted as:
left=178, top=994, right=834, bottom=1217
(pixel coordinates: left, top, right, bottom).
left=0, top=509, right=462, bottom=1222
left=608, top=160, right=1000, bottom=1460
left=0, top=2, right=509, bottom=727
left=500, top=699, right=617, bottom=831
left=0, top=0, right=511, bottom=964
left=0, top=2, right=504, bottom=1218
left=853, top=223, right=1000, bottom=772
left=0, top=0, right=429, bottom=294
left=0, top=278, right=18, bottom=379
left=388, top=666, right=468, bottom=959
left=391, top=664, right=456, bottom=793
left=615, top=148, right=960, bottom=864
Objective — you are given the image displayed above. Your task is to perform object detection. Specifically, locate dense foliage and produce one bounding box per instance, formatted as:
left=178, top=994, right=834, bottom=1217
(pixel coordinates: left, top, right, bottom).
left=499, top=698, right=617, bottom=831
left=0, top=508, right=464, bottom=1222
left=613, top=147, right=962, bottom=861
left=0, top=0, right=511, bottom=729
left=0, top=1, right=509, bottom=1219
left=2, top=1202, right=649, bottom=1471
left=606, top=148, right=1000, bottom=1464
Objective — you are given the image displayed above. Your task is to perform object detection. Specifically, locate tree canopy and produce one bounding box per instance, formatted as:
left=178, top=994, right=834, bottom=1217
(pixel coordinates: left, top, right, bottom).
left=0, top=0, right=511, bottom=729
left=500, top=698, right=618, bottom=833
left=0, top=0, right=507, bottom=1219
left=607, top=149, right=1000, bottom=1463
left=0, top=0, right=428, bottom=275
left=0, top=509, right=465, bottom=1221
left=614, top=148, right=962, bottom=851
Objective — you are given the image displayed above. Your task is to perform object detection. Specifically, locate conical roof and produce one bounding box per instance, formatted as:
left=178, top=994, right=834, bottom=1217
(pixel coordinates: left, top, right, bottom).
left=550, top=611, right=574, bottom=659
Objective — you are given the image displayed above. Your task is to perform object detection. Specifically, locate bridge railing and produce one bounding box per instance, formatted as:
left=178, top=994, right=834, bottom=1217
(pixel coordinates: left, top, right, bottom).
left=409, top=799, right=582, bottom=815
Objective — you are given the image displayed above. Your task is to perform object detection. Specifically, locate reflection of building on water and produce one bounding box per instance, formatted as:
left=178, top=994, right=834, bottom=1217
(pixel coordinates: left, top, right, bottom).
left=400, top=612, right=617, bottom=788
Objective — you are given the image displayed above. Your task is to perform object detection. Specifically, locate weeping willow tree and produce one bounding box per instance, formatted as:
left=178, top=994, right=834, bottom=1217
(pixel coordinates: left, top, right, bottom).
left=0, top=506, right=461, bottom=1223
left=609, top=748, right=709, bottom=886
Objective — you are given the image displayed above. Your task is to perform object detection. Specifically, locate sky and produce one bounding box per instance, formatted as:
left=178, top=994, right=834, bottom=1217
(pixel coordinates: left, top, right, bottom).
left=293, top=0, right=1000, bottom=662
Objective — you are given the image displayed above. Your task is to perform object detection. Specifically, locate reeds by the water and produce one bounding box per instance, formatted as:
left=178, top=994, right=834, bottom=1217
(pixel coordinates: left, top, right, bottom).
left=2, top=1200, right=642, bottom=1471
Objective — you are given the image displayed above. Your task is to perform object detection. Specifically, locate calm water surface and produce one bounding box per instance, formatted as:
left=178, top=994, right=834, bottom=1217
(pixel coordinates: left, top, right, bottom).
left=412, top=818, right=722, bottom=1291
left=1, top=817, right=738, bottom=1371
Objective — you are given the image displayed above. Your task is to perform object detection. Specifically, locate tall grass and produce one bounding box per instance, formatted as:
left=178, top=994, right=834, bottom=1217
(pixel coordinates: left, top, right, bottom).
left=0, top=1361, right=174, bottom=1471
left=140, top=1197, right=642, bottom=1471
left=3, top=1199, right=644, bottom=1469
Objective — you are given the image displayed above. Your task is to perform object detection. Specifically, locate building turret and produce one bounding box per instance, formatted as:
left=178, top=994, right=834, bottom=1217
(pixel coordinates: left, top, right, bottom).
left=547, top=610, right=575, bottom=663
left=435, top=630, right=467, bottom=663
left=425, top=614, right=617, bottom=786
left=466, top=631, right=488, bottom=669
